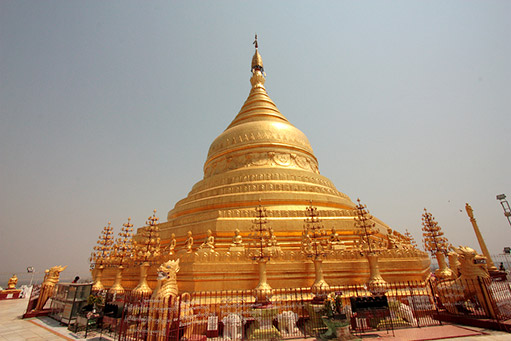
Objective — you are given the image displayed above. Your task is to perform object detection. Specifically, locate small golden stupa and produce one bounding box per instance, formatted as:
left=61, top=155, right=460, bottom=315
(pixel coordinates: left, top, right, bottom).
left=100, top=39, right=430, bottom=292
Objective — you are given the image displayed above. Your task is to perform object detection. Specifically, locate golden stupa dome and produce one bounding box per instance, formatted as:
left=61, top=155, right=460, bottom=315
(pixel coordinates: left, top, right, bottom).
left=167, top=46, right=355, bottom=223
left=108, top=42, right=430, bottom=294
left=205, top=68, right=317, bottom=178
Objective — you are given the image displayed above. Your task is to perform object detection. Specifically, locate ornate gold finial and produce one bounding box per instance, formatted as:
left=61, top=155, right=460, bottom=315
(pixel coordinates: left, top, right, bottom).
left=421, top=209, right=449, bottom=255
left=354, top=199, right=378, bottom=254
left=422, top=209, right=455, bottom=279
left=248, top=203, right=274, bottom=304
left=355, top=199, right=387, bottom=294
left=108, top=217, right=134, bottom=295
left=302, top=202, right=330, bottom=298
left=132, top=209, right=161, bottom=264
left=251, top=34, right=265, bottom=83
left=465, top=203, right=474, bottom=219
left=464, top=203, right=497, bottom=272
left=132, top=209, right=161, bottom=297
left=90, top=222, right=114, bottom=291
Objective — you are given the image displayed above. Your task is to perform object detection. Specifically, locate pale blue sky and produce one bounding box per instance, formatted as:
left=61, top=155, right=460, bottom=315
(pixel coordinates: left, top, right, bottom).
left=1, top=1, right=510, bottom=283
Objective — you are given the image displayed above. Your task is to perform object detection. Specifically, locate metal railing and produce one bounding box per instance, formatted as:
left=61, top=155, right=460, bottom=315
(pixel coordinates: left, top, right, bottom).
left=117, top=281, right=449, bottom=340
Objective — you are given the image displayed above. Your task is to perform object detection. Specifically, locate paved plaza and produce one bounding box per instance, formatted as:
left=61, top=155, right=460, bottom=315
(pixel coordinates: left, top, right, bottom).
left=0, top=297, right=509, bottom=340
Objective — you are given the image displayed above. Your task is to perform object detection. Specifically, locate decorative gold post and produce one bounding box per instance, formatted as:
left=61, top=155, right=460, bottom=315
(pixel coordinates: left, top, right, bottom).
left=133, top=262, right=152, bottom=296
left=422, top=209, right=454, bottom=280
left=132, top=209, right=161, bottom=297
left=302, top=202, right=330, bottom=300
left=248, top=202, right=274, bottom=305
left=354, top=199, right=387, bottom=294
left=465, top=203, right=497, bottom=272
left=109, top=266, right=124, bottom=295
left=404, top=229, right=418, bottom=249
left=313, top=259, right=328, bottom=293
left=90, top=222, right=114, bottom=291
left=108, top=218, right=134, bottom=295
left=254, top=258, right=272, bottom=304
left=92, top=265, right=105, bottom=291
left=366, top=253, right=387, bottom=293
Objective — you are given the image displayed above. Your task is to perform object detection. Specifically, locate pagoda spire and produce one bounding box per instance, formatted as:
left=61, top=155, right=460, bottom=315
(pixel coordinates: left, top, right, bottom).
left=250, top=34, right=266, bottom=89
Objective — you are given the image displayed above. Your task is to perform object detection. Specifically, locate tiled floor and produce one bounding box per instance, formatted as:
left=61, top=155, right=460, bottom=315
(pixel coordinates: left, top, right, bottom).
left=1, top=297, right=510, bottom=340
left=0, top=297, right=113, bottom=340
left=0, top=298, right=66, bottom=340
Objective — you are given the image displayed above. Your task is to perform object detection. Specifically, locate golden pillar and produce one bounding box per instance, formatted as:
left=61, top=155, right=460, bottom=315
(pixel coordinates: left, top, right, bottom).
left=92, top=265, right=105, bottom=291
left=132, top=262, right=152, bottom=297
left=355, top=199, right=388, bottom=293
left=131, top=210, right=161, bottom=297
left=311, top=259, right=329, bottom=296
left=303, top=203, right=330, bottom=299
left=249, top=203, right=275, bottom=305
left=366, top=253, right=387, bottom=294
left=108, top=265, right=125, bottom=295
left=253, top=259, right=272, bottom=305
left=435, top=251, right=454, bottom=280
left=465, top=203, right=497, bottom=272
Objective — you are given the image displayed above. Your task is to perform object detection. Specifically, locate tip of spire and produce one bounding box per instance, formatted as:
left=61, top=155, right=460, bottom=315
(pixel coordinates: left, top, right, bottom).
left=251, top=34, right=264, bottom=73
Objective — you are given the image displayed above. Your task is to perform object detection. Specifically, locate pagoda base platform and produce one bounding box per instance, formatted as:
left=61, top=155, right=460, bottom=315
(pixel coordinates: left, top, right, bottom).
left=99, top=250, right=431, bottom=293
left=0, top=289, right=21, bottom=300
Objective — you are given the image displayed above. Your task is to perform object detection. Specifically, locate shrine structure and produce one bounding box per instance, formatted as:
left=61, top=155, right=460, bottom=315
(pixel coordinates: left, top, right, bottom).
left=97, top=40, right=430, bottom=293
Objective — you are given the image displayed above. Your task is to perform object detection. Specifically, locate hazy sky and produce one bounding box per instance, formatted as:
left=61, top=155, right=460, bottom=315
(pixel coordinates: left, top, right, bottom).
left=1, top=1, right=510, bottom=283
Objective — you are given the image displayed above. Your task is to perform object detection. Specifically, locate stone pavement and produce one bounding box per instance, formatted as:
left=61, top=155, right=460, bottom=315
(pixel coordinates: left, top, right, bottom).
left=1, top=297, right=510, bottom=340
left=0, top=297, right=112, bottom=340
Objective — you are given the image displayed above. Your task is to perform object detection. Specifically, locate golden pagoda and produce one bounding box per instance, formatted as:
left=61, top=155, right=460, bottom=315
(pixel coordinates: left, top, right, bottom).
left=100, top=39, right=430, bottom=292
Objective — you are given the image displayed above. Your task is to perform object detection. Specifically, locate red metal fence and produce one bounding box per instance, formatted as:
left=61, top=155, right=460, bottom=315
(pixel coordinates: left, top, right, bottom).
left=117, top=281, right=447, bottom=340
left=113, top=278, right=511, bottom=340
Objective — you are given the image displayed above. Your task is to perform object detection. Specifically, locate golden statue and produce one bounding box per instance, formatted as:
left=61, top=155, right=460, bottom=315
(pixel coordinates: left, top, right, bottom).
left=436, top=246, right=496, bottom=317
left=34, top=265, right=66, bottom=311
left=184, top=230, right=194, bottom=253
left=7, top=274, right=18, bottom=290
left=447, top=250, right=461, bottom=278
left=147, top=259, right=180, bottom=341
left=198, top=229, right=215, bottom=250
left=232, top=228, right=243, bottom=245
left=166, top=233, right=176, bottom=255
left=229, top=228, right=244, bottom=252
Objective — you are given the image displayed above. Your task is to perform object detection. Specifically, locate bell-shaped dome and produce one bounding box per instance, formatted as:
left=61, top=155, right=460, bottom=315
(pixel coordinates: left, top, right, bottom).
left=167, top=46, right=354, bottom=223
left=204, top=69, right=318, bottom=178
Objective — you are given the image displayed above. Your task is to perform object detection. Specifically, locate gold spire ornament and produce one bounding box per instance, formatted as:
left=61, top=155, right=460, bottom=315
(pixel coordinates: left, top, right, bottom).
left=421, top=209, right=454, bottom=280
left=354, top=199, right=387, bottom=294
left=108, top=217, right=134, bottom=295
left=248, top=203, right=274, bottom=305
left=465, top=203, right=498, bottom=272
left=404, top=229, right=418, bottom=249
left=90, top=222, right=114, bottom=291
left=132, top=209, right=161, bottom=297
left=302, top=202, right=330, bottom=299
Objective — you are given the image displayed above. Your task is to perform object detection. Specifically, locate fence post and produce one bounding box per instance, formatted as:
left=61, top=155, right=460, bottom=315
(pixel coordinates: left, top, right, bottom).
left=427, top=279, right=442, bottom=326
left=477, top=277, right=502, bottom=330
left=407, top=281, right=420, bottom=328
